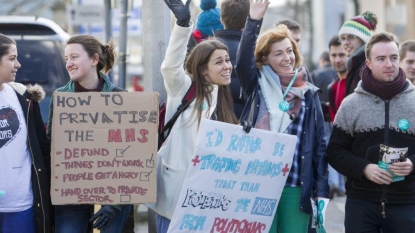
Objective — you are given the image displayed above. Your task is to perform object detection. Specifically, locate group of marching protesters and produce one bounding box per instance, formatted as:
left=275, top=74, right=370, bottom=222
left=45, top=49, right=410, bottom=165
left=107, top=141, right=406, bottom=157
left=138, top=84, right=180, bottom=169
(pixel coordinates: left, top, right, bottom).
left=2, top=0, right=415, bottom=232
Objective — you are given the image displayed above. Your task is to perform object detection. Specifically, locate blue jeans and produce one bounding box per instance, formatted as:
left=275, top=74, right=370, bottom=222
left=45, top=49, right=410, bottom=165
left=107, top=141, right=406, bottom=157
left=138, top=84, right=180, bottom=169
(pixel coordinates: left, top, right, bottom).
left=55, top=204, right=131, bottom=233
left=155, top=212, right=171, bottom=233
left=328, top=165, right=345, bottom=192
left=324, top=121, right=332, bottom=145
left=0, top=206, right=35, bottom=233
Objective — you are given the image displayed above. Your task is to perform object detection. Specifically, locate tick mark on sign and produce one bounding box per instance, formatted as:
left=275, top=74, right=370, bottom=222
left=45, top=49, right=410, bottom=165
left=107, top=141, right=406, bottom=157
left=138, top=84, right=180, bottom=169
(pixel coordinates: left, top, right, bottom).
left=145, top=170, right=152, bottom=177
left=191, top=155, right=201, bottom=166
left=282, top=164, right=290, bottom=176
left=146, top=153, right=155, bottom=168
left=116, top=145, right=131, bottom=157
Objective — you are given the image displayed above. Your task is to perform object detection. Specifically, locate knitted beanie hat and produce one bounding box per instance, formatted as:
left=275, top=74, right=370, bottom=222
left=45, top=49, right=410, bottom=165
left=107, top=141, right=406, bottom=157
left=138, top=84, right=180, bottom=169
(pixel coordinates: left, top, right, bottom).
left=196, top=0, right=223, bottom=37
left=338, top=11, right=378, bottom=43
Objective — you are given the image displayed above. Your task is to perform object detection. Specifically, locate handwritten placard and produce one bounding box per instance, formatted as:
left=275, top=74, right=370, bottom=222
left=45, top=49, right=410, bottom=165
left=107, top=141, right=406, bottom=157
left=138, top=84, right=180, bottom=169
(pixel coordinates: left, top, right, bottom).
left=168, top=119, right=297, bottom=232
left=51, top=92, right=158, bottom=205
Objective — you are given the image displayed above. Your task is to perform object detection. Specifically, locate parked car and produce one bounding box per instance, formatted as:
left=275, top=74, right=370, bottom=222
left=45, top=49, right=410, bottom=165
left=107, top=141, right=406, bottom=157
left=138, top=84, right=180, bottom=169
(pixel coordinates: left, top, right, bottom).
left=0, top=16, right=70, bottom=124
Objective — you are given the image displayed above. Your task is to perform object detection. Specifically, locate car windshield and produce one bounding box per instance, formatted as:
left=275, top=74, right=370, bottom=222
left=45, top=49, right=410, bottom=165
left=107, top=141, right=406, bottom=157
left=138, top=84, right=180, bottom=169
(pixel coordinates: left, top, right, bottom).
left=15, top=39, right=68, bottom=96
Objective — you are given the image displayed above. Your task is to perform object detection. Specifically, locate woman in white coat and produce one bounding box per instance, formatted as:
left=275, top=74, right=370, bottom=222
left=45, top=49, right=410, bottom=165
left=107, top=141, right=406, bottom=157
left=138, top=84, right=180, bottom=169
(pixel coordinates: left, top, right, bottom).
left=151, top=0, right=238, bottom=232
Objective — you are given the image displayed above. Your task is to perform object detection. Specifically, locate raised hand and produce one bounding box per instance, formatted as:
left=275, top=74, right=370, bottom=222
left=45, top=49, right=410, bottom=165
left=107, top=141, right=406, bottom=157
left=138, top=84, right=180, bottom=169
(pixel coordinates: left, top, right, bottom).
left=164, top=0, right=192, bottom=27
left=249, top=0, right=270, bottom=20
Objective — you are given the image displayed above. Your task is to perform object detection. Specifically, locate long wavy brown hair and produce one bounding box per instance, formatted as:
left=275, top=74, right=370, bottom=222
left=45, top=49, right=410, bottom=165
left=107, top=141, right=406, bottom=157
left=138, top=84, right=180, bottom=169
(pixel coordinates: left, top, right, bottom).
left=185, top=39, right=238, bottom=127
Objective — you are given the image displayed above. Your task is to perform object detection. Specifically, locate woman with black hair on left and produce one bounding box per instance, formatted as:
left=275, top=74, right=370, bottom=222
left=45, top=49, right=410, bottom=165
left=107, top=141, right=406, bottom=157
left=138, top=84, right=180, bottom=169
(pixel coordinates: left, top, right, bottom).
left=0, top=33, right=52, bottom=233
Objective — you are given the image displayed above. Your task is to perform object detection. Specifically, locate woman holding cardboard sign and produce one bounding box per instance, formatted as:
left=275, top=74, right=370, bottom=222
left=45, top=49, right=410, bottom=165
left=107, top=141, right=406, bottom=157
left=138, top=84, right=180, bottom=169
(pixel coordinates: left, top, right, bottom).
left=235, top=0, right=329, bottom=232
left=0, top=33, right=52, bottom=232
left=150, top=0, right=238, bottom=232
left=46, top=35, right=131, bottom=233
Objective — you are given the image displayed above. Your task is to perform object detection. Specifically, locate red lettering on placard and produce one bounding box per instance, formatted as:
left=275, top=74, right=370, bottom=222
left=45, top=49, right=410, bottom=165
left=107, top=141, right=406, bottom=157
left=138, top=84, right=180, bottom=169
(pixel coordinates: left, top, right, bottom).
left=137, top=129, right=148, bottom=143
left=125, top=128, right=135, bottom=142
left=210, top=217, right=266, bottom=233
left=108, top=129, right=122, bottom=142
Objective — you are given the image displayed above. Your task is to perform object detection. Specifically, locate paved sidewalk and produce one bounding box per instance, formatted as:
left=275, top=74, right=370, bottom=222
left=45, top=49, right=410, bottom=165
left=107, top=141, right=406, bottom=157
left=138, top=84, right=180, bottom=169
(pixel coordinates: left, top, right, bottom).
left=134, top=205, right=149, bottom=233
left=325, top=195, right=346, bottom=232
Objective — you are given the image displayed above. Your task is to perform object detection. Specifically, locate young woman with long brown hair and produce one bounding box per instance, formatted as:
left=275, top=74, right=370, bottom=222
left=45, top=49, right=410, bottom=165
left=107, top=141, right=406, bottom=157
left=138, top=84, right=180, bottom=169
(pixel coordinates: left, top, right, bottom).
left=151, top=0, right=238, bottom=232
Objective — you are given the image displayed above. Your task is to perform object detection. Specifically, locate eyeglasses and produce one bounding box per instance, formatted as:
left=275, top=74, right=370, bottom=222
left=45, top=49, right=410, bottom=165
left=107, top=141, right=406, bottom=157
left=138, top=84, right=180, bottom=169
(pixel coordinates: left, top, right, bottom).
left=339, top=35, right=358, bottom=43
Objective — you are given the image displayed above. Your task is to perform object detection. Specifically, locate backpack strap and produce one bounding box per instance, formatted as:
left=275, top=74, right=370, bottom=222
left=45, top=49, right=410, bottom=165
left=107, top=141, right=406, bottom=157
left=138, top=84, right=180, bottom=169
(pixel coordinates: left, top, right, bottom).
left=159, top=81, right=196, bottom=145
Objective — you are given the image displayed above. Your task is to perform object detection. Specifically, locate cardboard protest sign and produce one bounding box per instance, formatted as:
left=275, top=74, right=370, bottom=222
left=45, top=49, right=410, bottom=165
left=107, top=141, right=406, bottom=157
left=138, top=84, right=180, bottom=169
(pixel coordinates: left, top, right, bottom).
left=51, top=92, right=158, bottom=205
left=168, top=119, right=297, bottom=233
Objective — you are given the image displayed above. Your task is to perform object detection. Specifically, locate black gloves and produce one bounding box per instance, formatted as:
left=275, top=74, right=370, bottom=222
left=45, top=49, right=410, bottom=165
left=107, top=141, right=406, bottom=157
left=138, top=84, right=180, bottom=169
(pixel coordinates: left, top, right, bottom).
left=89, top=205, right=120, bottom=230
left=164, top=0, right=191, bottom=27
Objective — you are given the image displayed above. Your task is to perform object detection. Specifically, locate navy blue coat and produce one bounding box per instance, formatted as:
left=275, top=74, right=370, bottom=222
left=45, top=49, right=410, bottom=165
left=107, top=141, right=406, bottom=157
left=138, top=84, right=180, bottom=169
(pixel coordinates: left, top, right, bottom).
left=215, top=29, right=245, bottom=119
left=235, top=17, right=329, bottom=214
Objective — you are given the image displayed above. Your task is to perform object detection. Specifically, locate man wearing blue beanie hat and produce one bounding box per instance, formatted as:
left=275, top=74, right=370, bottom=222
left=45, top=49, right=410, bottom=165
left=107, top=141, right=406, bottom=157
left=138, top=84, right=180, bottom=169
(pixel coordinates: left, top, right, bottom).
left=196, top=0, right=223, bottom=37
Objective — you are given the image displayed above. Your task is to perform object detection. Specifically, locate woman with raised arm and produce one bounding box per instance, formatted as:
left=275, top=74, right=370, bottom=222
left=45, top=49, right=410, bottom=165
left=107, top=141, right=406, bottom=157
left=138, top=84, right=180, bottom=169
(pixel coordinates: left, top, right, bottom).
left=151, top=0, right=238, bottom=232
left=46, top=35, right=131, bottom=233
left=235, top=1, right=329, bottom=232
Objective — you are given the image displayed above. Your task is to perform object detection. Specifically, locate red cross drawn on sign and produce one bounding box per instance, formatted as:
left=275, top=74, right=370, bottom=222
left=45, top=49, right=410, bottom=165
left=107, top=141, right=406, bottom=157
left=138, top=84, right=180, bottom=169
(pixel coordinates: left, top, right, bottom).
left=282, top=163, right=290, bottom=176
left=191, top=155, right=201, bottom=166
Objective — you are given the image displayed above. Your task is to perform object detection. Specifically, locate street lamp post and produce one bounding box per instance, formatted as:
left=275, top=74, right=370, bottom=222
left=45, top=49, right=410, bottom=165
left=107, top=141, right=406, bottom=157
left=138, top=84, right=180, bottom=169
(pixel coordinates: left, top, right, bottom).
left=118, top=0, right=129, bottom=89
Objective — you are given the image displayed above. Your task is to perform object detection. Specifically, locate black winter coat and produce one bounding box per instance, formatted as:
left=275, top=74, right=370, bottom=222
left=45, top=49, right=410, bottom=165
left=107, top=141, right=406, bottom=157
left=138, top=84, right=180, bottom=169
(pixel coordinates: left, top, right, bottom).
left=215, top=29, right=245, bottom=119
left=345, top=48, right=366, bottom=96
left=10, top=83, right=53, bottom=233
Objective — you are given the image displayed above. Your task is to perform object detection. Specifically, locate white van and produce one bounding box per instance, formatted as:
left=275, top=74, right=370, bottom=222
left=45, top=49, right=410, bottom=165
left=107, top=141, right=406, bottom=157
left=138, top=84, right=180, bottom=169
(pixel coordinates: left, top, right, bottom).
left=0, top=16, right=71, bottom=124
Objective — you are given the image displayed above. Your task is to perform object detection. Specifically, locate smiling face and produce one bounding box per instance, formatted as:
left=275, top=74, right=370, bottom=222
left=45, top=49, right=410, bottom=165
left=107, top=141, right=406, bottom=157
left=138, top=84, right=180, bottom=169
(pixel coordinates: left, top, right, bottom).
left=400, top=51, right=415, bottom=84
left=366, top=41, right=400, bottom=83
left=0, top=44, right=21, bottom=88
left=340, top=34, right=365, bottom=57
left=65, top=43, right=98, bottom=85
left=202, top=49, right=232, bottom=85
left=263, top=38, right=295, bottom=73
